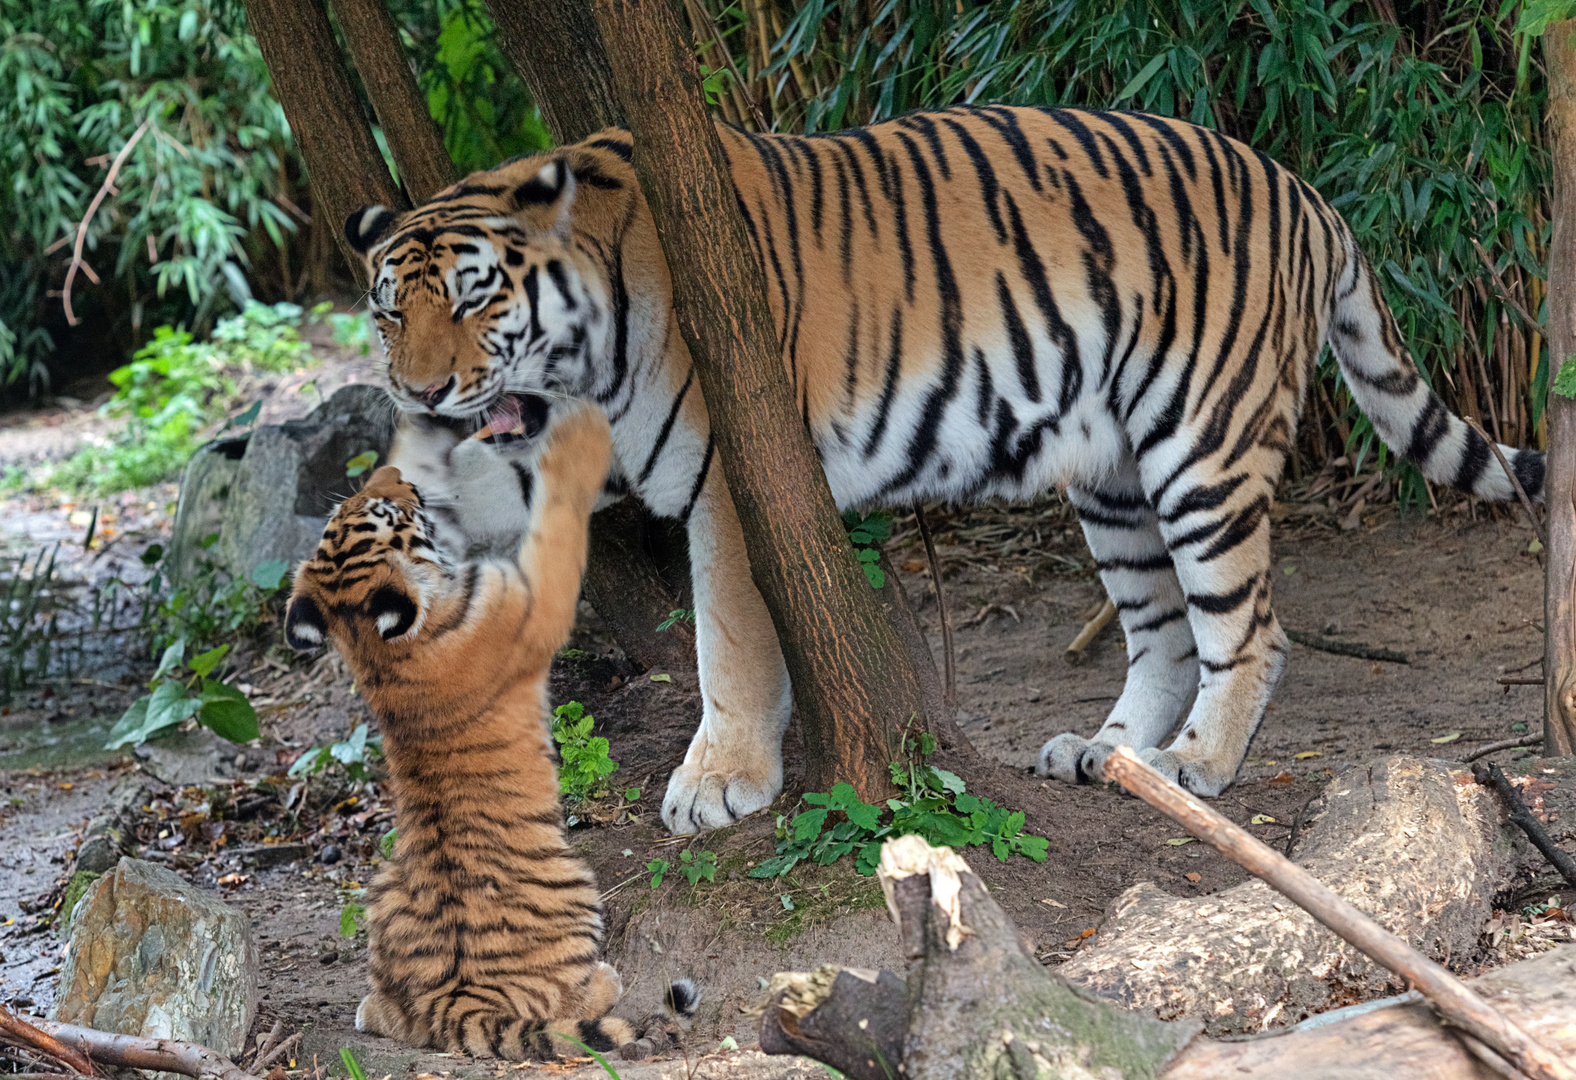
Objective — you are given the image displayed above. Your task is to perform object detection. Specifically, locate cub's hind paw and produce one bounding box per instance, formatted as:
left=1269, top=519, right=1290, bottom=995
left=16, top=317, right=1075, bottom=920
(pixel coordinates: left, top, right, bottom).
left=660, top=762, right=778, bottom=835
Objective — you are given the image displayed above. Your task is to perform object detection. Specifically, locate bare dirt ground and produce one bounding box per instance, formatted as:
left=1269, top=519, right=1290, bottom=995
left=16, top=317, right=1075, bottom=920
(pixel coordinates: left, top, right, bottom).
left=0, top=335, right=1571, bottom=1078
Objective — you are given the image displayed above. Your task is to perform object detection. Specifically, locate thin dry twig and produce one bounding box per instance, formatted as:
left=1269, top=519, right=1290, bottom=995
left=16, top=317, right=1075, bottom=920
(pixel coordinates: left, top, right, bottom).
left=1471, top=238, right=1543, bottom=333
left=248, top=1031, right=299, bottom=1073
left=1473, top=762, right=1576, bottom=890
left=1462, top=733, right=1546, bottom=763
left=62, top=119, right=151, bottom=327
left=0, top=1006, right=96, bottom=1076
left=1103, top=746, right=1576, bottom=1080
left=1285, top=629, right=1408, bottom=664
left=1462, top=416, right=1545, bottom=547
left=913, top=503, right=955, bottom=705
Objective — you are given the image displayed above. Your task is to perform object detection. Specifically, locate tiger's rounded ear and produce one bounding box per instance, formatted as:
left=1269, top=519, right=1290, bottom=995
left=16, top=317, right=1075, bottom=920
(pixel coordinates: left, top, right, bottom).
left=510, top=159, right=576, bottom=238
left=368, top=585, right=420, bottom=641
left=345, top=205, right=397, bottom=255
left=284, top=595, right=328, bottom=652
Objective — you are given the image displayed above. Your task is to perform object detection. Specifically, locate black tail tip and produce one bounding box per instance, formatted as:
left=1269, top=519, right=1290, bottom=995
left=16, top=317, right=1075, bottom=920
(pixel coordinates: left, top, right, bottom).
left=1514, top=448, right=1546, bottom=502
left=664, top=978, right=700, bottom=1018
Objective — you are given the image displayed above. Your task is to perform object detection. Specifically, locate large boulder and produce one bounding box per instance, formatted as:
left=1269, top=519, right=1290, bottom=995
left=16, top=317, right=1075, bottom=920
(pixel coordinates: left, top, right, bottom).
left=52, top=858, right=259, bottom=1055
left=169, top=384, right=396, bottom=582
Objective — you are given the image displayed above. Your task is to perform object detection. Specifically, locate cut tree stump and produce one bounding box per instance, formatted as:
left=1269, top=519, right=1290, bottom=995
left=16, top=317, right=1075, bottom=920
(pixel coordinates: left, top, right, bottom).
left=1062, top=756, right=1528, bottom=1033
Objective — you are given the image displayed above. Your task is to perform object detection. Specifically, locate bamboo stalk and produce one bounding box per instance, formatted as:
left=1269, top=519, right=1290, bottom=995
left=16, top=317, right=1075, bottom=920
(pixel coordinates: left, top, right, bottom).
left=1102, top=747, right=1576, bottom=1080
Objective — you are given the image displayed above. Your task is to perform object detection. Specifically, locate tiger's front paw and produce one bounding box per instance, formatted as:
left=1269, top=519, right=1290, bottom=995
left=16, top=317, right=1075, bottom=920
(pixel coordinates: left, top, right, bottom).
left=1036, top=732, right=1121, bottom=785
left=1138, top=746, right=1236, bottom=797
left=661, top=758, right=780, bottom=835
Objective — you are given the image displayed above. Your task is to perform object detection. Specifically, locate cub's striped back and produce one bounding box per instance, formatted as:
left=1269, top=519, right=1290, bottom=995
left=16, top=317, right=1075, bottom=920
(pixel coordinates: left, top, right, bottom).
left=284, top=405, right=680, bottom=1058
left=344, top=106, right=1544, bottom=830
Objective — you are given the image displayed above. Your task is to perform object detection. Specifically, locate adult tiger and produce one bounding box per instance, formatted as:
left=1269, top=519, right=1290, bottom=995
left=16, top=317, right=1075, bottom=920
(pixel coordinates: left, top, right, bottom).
left=343, top=106, right=1544, bottom=834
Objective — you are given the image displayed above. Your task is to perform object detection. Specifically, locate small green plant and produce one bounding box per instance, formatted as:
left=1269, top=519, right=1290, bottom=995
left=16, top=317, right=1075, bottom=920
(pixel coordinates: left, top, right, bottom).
left=842, top=510, right=892, bottom=589
left=647, top=858, right=670, bottom=888
left=656, top=608, right=695, bottom=632
left=1, top=545, right=61, bottom=700
left=1554, top=354, right=1576, bottom=399
left=339, top=903, right=366, bottom=939
left=289, top=723, right=384, bottom=782
left=105, top=639, right=260, bottom=749
left=344, top=450, right=379, bottom=478
left=677, top=849, right=718, bottom=885
left=141, top=544, right=288, bottom=659
left=751, top=733, right=1049, bottom=879
left=552, top=701, right=619, bottom=799
left=379, top=827, right=398, bottom=859
left=311, top=302, right=373, bottom=356
left=339, top=1047, right=368, bottom=1080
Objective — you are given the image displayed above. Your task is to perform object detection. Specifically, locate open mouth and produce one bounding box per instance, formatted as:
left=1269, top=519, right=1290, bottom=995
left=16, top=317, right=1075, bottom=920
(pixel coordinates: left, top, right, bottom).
left=471, top=392, right=550, bottom=444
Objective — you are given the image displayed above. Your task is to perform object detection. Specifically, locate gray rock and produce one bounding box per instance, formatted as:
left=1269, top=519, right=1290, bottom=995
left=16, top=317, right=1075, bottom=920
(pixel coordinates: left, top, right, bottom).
left=73, top=835, right=122, bottom=875
left=169, top=384, right=397, bottom=584
left=132, top=727, right=232, bottom=788
left=51, top=858, right=259, bottom=1056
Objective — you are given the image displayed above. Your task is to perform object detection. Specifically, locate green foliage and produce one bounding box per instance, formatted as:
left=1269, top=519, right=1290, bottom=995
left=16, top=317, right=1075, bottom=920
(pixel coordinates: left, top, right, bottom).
left=339, top=904, right=366, bottom=940
left=1, top=545, right=63, bottom=700
left=105, top=638, right=261, bottom=748
left=656, top=608, right=695, bottom=632
left=141, top=541, right=288, bottom=659
left=646, top=857, right=670, bottom=887
left=552, top=701, right=620, bottom=800
left=288, top=723, right=384, bottom=782
left=842, top=510, right=892, bottom=589
left=751, top=736, right=1049, bottom=878
left=0, top=0, right=298, bottom=389
left=1553, top=355, right=1576, bottom=399
left=339, top=1047, right=368, bottom=1080
left=344, top=450, right=379, bottom=478
left=379, top=827, right=398, bottom=859
left=678, top=848, right=718, bottom=885
left=43, top=302, right=313, bottom=495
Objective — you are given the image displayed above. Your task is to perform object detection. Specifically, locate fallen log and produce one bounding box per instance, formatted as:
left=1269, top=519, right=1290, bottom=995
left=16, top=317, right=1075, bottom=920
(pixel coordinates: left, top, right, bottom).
left=1062, top=755, right=1527, bottom=1032
left=757, top=834, right=1576, bottom=1079
left=1104, top=747, right=1575, bottom=1080
left=23, top=1016, right=267, bottom=1080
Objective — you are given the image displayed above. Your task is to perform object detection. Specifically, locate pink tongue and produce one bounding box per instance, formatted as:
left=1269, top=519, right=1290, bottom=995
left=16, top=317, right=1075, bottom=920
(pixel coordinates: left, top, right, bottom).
left=487, top=394, right=523, bottom=434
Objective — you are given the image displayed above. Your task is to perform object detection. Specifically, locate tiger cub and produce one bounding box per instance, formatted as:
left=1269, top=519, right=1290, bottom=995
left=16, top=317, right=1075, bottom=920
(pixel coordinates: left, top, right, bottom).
left=284, top=401, right=652, bottom=1059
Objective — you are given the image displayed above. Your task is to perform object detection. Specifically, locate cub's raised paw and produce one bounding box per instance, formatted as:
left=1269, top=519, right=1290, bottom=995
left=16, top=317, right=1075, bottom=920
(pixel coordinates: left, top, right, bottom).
left=1138, top=746, right=1235, bottom=797
left=535, top=401, right=613, bottom=507
left=1036, top=732, right=1120, bottom=784
left=661, top=760, right=779, bottom=835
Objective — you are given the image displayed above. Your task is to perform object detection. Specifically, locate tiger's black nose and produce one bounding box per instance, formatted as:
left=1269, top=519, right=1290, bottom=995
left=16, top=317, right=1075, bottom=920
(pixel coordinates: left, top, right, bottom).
left=418, top=375, right=456, bottom=409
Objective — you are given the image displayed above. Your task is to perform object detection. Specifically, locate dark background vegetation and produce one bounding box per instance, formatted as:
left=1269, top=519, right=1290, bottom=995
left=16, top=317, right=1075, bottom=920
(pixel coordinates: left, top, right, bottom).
left=2, top=0, right=1551, bottom=490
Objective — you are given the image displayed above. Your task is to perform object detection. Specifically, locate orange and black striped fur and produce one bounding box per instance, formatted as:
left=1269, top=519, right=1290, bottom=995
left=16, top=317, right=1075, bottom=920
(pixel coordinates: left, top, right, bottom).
left=342, top=106, right=1545, bottom=830
left=283, top=403, right=649, bottom=1058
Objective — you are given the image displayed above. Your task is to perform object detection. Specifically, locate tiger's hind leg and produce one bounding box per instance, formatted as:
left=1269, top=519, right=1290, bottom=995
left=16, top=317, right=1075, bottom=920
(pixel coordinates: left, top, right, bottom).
left=1137, top=461, right=1288, bottom=796
left=1038, top=464, right=1199, bottom=785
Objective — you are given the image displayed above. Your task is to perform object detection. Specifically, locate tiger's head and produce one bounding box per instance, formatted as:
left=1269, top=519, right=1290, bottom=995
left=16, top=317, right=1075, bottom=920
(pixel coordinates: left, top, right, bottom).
left=284, top=466, right=452, bottom=658
left=345, top=152, right=623, bottom=434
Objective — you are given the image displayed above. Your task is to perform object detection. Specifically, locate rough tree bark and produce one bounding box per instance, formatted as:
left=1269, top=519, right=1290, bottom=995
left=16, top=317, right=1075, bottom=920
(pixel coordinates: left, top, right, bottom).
left=1545, top=20, right=1576, bottom=757
left=246, top=0, right=406, bottom=282
left=759, top=835, right=1576, bottom=1080
left=330, top=0, right=456, bottom=203
left=585, top=0, right=946, bottom=798
left=481, top=0, right=624, bottom=142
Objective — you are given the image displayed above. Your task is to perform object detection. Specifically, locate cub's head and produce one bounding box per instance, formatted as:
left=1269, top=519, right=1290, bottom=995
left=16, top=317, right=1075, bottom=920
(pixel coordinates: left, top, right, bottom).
left=284, top=466, right=451, bottom=656
left=347, top=149, right=626, bottom=434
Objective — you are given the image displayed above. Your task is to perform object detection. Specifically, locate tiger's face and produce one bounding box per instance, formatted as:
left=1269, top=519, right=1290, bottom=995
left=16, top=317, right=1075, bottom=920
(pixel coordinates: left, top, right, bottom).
left=284, top=466, right=451, bottom=655
left=346, top=159, right=611, bottom=434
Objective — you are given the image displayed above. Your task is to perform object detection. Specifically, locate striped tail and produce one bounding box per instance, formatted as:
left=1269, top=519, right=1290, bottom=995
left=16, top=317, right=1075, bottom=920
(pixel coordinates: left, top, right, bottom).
left=1326, top=241, right=1544, bottom=503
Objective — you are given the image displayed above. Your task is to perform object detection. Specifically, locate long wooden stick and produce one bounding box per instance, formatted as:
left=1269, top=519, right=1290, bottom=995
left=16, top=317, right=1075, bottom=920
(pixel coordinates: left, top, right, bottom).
left=25, top=1016, right=263, bottom=1080
left=1102, top=747, right=1576, bottom=1080
left=1065, top=598, right=1116, bottom=664
left=1474, top=761, right=1576, bottom=889
left=0, top=1007, right=95, bottom=1076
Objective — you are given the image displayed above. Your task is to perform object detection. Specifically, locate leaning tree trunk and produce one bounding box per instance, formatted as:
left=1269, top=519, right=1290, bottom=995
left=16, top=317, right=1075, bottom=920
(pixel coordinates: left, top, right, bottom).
left=1545, top=19, right=1576, bottom=758
left=330, top=0, right=456, bottom=203
left=584, top=0, right=948, bottom=799
left=246, top=0, right=407, bottom=281
left=482, top=0, right=624, bottom=142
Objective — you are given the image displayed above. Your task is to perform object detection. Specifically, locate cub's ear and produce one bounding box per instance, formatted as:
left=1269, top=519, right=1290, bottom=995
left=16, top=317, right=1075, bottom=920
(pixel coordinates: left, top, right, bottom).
left=510, top=159, right=576, bottom=238
left=345, top=205, right=398, bottom=255
left=284, top=594, right=328, bottom=652
left=368, top=585, right=420, bottom=641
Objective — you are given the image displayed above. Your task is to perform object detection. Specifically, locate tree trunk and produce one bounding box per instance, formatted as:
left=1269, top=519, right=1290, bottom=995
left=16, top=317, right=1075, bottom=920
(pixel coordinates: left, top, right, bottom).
left=330, top=0, right=457, bottom=203
left=585, top=0, right=942, bottom=799
left=1545, top=20, right=1576, bottom=758
left=246, top=0, right=406, bottom=283
left=482, top=0, right=624, bottom=141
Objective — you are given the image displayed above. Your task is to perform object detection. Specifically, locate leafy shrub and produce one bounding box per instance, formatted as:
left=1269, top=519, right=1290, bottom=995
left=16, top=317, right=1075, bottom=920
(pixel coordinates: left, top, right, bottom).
left=552, top=700, right=619, bottom=800
left=289, top=722, right=384, bottom=782
left=751, top=735, right=1049, bottom=878
left=43, top=301, right=314, bottom=494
